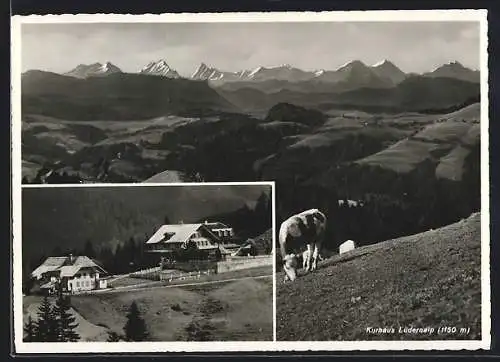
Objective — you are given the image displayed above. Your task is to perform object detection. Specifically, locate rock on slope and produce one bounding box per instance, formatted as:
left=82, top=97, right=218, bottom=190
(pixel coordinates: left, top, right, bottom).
left=277, top=212, right=482, bottom=341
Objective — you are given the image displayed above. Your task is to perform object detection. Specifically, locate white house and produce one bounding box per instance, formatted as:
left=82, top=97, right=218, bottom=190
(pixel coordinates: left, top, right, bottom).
left=145, top=221, right=240, bottom=260
left=32, top=255, right=109, bottom=294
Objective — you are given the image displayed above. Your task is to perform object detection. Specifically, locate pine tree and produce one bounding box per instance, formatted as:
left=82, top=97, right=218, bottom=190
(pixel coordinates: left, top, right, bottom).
left=54, top=290, right=80, bottom=342
left=124, top=301, right=149, bottom=341
left=23, top=316, right=38, bottom=342
left=83, top=240, right=96, bottom=258
left=107, top=331, right=122, bottom=342
left=36, top=295, right=58, bottom=342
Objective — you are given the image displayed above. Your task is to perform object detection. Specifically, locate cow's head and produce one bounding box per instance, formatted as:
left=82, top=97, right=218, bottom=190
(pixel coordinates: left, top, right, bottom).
left=283, top=253, right=298, bottom=282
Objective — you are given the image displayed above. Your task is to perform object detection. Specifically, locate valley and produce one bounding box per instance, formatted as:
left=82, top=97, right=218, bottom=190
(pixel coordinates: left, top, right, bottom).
left=20, top=59, right=482, bottom=257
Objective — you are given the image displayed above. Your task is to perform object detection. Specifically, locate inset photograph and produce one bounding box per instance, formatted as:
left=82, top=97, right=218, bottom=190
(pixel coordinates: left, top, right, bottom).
left=19, top=183, right=273, bottom=343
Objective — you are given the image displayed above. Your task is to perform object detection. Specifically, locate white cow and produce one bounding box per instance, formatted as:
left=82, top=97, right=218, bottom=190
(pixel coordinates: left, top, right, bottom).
left=279, top=208, right=327, bottom=282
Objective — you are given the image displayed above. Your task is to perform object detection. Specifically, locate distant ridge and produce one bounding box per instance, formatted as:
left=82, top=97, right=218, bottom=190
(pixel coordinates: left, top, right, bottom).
left=45, top=59, right=479, bottom=85
left=65, top=62, right=122, bottom=78
left=423, top=61, right=479, bottom=83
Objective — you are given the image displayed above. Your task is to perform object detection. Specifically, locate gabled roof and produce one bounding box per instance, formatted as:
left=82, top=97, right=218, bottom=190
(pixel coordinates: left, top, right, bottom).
left=203, top=221, right=230, bottom=229
left=31, top=255, right=108, bottom=279
left=146, top=223, right=220, bottom=245
left=60, top=266, right=81, bottom=277
left=31, top=257, right=68, bottom=279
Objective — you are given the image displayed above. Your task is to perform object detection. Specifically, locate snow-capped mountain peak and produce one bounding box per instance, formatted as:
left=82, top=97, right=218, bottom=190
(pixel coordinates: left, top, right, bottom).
left=371, top=59, right=392, bottom=68
left=248, top=66, right=264, bottom=78
left=370, top=60, right=406, bottom=84
left=64, top=62, right=122, bottom=78
left=140, top=59, right=180, bottom=78
left=425, top=61, right=479, bottom=83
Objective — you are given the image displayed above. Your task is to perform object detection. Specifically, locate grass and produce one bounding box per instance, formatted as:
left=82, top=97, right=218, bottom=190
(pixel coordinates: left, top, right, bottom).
left=22, top=296, right=109, bottom=341
left=276, top=212, right=482, bottom=341
left=414, top=122, right=473, bottom=143
left=71, top=274, right=273, bottom=341
left=107, top=265, right=273, bottom=291
left=356, top=139, right=451, bottom=173
left=435, top=145, right=470, bottom=181
left=22, top=266, right=273, bottom=341
left=441, top=103, right=480, bottom=122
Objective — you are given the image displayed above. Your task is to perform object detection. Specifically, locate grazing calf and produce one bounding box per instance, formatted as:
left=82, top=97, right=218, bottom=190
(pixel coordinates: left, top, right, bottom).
left=279, top=208, right=327, bottom=282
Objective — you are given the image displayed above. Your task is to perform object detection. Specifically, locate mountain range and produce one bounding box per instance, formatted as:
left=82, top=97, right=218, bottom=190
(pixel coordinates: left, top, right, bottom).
left=60, top=59, right=479, bottom=86
left=64, top=62, right=122, bottom=78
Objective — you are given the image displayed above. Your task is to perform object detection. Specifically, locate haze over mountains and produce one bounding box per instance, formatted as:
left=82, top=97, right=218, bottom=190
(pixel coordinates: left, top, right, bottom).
left=22, top=58, right=480, bottom=119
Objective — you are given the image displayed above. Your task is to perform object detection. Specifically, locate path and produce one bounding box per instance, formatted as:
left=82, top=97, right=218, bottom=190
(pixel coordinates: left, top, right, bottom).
left=80, top=274, right=273, bottom=295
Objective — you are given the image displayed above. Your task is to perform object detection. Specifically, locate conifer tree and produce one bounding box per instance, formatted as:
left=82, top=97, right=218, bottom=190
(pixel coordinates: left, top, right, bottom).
left=36, top=295, right=58, bottom=342
left=23, top=316, right=38, bottom=342
left=107, top=331, right=122, bottom=342
left=54, top=289, right=80, bottom=342
left=124, top=301, right=149, bottom=341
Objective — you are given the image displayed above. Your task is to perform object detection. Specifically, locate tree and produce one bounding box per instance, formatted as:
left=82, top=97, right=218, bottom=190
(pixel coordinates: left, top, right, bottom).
left=53, top=290, right=80, bottom=342
left=23, top=316, right=38, bottom=342
left=107, top=331, right=122, bottom=342
left=124, top=301, right=149, bottom=341
left=22, top=275, right=35, bottom=296
left=36, top=296, right=58, bottom=342
left=83, top=240, right=96, bottom=258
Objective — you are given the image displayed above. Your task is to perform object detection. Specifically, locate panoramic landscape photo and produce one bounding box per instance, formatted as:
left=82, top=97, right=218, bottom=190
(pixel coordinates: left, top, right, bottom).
left=21, top=184, right=273, bottom=342
left=17, top=17, right=486, bottom=344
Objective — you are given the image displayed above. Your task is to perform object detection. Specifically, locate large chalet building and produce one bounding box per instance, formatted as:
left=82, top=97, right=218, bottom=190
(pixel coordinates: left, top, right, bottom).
left=145, top=221, right=241, bottom=260
left=31, top=255, right=109, bottom=294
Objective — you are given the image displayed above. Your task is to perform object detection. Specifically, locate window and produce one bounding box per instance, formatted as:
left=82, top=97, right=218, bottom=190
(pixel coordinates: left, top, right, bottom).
left=76, top=281, right=80, bottom=287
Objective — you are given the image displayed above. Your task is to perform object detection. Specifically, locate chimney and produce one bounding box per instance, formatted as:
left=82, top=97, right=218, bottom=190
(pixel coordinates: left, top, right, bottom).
left=69, top=253, right=74, bottom=264
left=205, top=220, right=208, bottom=224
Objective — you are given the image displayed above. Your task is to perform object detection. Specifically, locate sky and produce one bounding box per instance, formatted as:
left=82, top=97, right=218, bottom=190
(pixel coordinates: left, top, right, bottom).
left=20, top=21, right=480, bottom=76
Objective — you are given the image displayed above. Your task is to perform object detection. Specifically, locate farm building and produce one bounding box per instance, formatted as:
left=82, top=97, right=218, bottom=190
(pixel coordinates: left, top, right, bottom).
left=145, top=221, right=241, bottom=261
left=31, top=254, right=109, bottom=294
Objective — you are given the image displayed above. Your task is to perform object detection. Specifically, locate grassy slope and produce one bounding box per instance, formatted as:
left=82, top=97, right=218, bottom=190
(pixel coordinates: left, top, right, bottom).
left=276, top=212, right=482, bottom=341
left=72, top=275, right=273, bottom=341
left=23, top=267, right=273, bottom=341
left=354, top=103, right=479, bottom=179
left=23, top=296, right=109, bottom=341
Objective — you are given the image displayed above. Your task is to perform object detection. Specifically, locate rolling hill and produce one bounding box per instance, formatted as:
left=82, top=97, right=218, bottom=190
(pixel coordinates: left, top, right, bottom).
left=217, top=76, right=479, bottom=114
left=21, top=70, right=237, bottom=121
left=277, top=212, right=482, bottom=341
left=354, top=103, right=480, bottom=181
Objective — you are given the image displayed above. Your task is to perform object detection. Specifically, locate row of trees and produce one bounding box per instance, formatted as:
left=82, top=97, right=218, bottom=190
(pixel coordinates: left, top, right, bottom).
left=24, top=288, right=149, bottom=342
left=23, top=289, right=79, bottom=342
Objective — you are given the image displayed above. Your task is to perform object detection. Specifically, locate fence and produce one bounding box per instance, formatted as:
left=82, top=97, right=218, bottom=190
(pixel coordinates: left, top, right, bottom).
left=216, top=255, right=273, bottom=274
left=162, top=260, right=218, bottom=273
left=128, top=255, right=272, bottom=282
left=129, top=267, right=215, bottom=282
left=129, top=266, right=161, bottom=280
